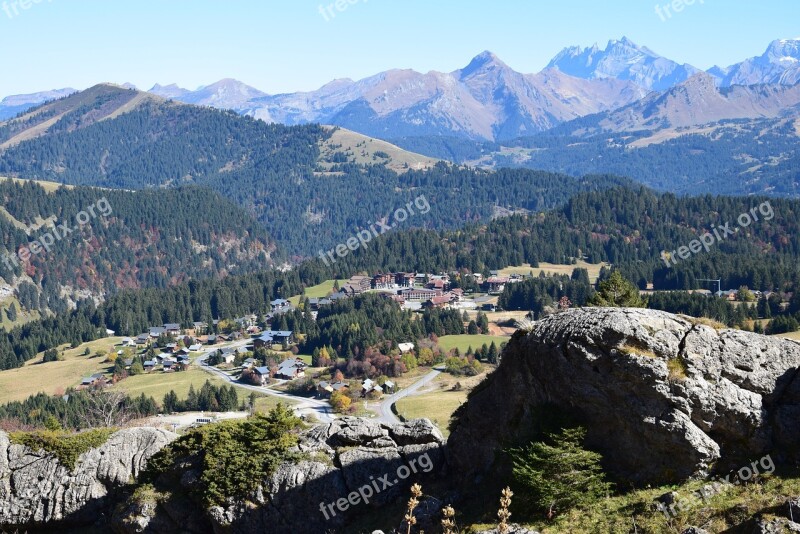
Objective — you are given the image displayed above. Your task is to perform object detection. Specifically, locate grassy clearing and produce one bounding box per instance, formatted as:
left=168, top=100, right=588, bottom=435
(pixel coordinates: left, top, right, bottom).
left=437, top=334, right=509, bottom=354
left=111, top=367, right=228, bottom=402
left=0, top=337, right=122, bottom=404
left=288, top=279, right=350, bottom=306
left=0, top=176, right=69, bottom=192
left=776, top=330, right=800, bottom=341
left=318, top=127, right=438, bottom=174
left=0, top=295, right=41, bottom=330
left=395, top=389, right=467, bottom=437
left=498, top=261, right=606, bottom=283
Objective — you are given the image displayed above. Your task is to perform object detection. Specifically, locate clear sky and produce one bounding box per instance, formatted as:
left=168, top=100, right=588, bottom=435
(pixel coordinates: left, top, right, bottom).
left=0, top=0, right=798, bottom=98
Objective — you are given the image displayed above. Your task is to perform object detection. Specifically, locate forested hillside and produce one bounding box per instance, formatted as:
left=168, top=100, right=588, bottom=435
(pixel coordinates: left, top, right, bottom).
left=0, top=179, right=276, bottom=315
left=393, top=118, right=800, bottom=197
left=311, top=186, right=800, bottom=293
left=0, top=85, right=635, bottom=256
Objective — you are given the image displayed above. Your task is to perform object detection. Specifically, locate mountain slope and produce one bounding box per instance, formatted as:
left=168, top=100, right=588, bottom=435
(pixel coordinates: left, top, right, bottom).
left=711, top=38, right=800, bottom=87
left=0, top=88, right=76, bottom=121
left=0, top=85, right=634, bottom=257
left=0, top=178, right=277, bottom=316
left=570, top=72, right=800, bottom=134
left=546, top=37, right=699, bottom=90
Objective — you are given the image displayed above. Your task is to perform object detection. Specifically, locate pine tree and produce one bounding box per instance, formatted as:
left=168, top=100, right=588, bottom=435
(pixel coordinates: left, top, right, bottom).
left=508, top=427, right=612, bottom=518
left=588, top=271, right=646, bottom=308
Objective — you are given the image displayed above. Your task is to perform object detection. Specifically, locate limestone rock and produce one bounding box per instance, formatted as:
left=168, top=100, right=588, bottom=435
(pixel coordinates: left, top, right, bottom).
left=449, top=308, right=800, bottom=486
left=0, top=427, right=176, bottom=528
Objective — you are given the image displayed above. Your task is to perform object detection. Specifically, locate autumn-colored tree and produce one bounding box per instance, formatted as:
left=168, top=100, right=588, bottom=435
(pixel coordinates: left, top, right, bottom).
left=330, top=390, right=351, bottom=413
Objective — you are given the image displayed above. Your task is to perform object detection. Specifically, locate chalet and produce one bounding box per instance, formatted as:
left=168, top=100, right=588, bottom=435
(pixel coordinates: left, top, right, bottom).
left=192, top=321, right=208, bottom=334
left=149, top=326, right=167, bottom=338
left=243, top=357, right=257, bottom=368
left=400, top=288, right=441, bottom=301
left=317, top=380, right=349, bottom=397
left=382, top=380, right=396, bottom=394
left=270, top=299, right=290, bottom=311
left=135, top=333, right=150, bottom=345
left=275, top=359, right=306, bottom=380
left=423, top=295, right=453, bottom=309
left=176, top=355, right=190, bottom=364
left=81, top=374, right=106, bottom=387
left=398, top=342, right=415, bottom=354
left=162, top=357, right=177, bottom=370
left=123, top=358, right=134, bottom=368
left=206, top=334, right=218, bottom=345
left=486, top=277, right=510, bottom=294
left=338, top=284, right=362, bottom=296
left=426, top=278, right=449, bottom=291
left=235, top=315, right=257, bottom=329
left=164, top=343, right=178, bottom=353
left=255, top=330, right=293, bottom=348
left=222, top=353, right=235, bottom=365
left=188, top=344, right=203, bottom=352
left=253, top=366, right=271, bottom=385
left=177, top=347, right=191, bottom=356
left=120, top=337, right=136, bottom=347
left=163, top=323, right=181, bottom=335
left=143, top=360, right=157, bottom=371
left=361, top=379, right=383, bottom=396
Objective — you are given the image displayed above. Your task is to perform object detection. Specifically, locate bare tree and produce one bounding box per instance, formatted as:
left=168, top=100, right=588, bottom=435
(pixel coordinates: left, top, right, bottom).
left=80, top=388, right=132, bottom=427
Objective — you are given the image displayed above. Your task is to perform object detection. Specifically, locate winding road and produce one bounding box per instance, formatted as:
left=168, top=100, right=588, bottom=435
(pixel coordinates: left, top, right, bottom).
left=373, top=367, right=443, bottom=424
left=196, top=348, right=336, bottom=423
left=197, top=345, right=443, bottom=425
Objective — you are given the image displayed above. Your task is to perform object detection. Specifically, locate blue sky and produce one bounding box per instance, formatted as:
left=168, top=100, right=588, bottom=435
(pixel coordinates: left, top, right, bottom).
left=0, top=0, right=798, bottom=98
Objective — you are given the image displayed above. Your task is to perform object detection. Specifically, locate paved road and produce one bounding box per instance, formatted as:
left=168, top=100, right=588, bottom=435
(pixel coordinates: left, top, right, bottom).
left=196, top=349, right=335, bottom=423
left=375, top=367, right=443, bottom=424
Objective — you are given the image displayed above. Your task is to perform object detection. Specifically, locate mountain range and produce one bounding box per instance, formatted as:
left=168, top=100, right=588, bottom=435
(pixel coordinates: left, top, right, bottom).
left=3, top=38, right=799, bottom=144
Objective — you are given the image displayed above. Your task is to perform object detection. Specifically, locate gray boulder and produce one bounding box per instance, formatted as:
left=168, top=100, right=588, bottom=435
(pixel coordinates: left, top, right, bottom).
left=449, top=307, right=800, bottom=485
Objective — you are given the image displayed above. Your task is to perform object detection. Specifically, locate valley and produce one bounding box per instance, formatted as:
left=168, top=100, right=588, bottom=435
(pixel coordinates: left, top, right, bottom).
left=3, top=5, right=800, bottom=533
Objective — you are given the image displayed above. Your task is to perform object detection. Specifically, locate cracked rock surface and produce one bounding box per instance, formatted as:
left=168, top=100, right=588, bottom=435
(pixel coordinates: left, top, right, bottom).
left=448, top=307, right=800, bottom=485
left=0, top=427, right=176, bottom=528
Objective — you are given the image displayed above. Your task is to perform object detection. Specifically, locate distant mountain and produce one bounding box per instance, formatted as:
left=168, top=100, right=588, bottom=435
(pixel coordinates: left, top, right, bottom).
left=150, top=78, right=267, bottom=109
left=546, top=37, right=699, bottom=91
left=151, top=53, right=644, bottom=141
left=0, top=88, right=76, bottom=121
left=565, top=72, right=800, bottom=135
left=710, top=38, right=800, bottom=87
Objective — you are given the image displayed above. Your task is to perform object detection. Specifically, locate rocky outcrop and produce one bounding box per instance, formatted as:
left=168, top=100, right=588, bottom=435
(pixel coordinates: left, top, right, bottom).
left=110, top=417, right=446, bottom=534
left=206, top=417, right=446, bottom=533
left=449, top=307, right=800, bottom=486
left=0, top=427, right=176, bottom=529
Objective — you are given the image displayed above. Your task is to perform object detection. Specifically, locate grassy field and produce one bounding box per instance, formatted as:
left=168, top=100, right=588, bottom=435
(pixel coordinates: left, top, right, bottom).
left=112, top=367, right=228, bottom=402
left=499, top=260, right=607, bottom=283
left=253, top=395, right=287, bottom=413
left=437, top=334, right=509, bottom=354
left=318, top=127, right=438, bottom=174
left=395, top=389, right=467, bottom=437
left=0, top=176, right=69, bottom=193
left=776, top=330, right=800, bottom=341
left=0, top=295, right=41, bottom=330
left=0, top=337, right=122, bottom=404
left=288, top=279, right=349, bottom=306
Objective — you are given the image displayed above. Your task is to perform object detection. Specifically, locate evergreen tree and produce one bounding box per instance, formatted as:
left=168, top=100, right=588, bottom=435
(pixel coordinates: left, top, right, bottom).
left=589, top=271, right=646, bottom=308
left=508, top=427, right=612, bottom=518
